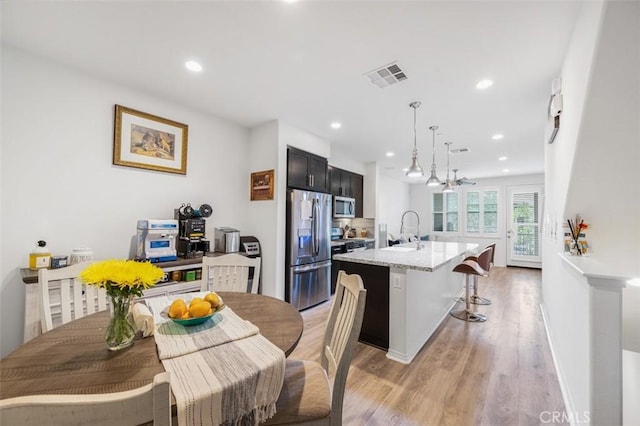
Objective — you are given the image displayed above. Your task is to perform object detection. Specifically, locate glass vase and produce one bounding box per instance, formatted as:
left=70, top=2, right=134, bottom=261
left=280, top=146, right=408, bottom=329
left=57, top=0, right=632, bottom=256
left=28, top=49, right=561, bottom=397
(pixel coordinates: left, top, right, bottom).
left=105, top=293, right=136, bottom=351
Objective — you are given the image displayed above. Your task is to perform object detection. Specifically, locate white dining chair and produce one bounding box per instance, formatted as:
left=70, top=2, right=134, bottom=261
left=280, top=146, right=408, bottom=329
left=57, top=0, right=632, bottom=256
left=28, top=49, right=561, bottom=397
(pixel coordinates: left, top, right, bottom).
left=200, top=254, right=261, bottom=293
left=0, top=372, right=171, bottom=426
left=39, top=260, right=107, bottom=333
left=263, top=270, right=367, bottom=425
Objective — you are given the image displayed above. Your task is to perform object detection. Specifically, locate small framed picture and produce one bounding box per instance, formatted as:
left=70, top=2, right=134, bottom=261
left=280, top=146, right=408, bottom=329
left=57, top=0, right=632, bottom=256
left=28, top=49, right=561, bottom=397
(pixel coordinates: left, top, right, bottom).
left=251, top=170, right=275, bottom=201
left=113, top=105, right=188, bottom=174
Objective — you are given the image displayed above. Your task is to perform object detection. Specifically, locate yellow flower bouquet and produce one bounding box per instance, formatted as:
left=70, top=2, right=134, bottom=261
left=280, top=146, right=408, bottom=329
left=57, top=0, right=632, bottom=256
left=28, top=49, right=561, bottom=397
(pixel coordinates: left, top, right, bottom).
left=80, top=259, right=164, bottom=350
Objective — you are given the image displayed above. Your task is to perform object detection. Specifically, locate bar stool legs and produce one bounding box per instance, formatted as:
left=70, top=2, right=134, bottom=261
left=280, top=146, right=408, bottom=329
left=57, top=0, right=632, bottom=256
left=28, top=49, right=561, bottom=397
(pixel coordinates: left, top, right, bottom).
left=470, top=276, right=491, bottom=305
left=450, top=261, right=487, bottom=322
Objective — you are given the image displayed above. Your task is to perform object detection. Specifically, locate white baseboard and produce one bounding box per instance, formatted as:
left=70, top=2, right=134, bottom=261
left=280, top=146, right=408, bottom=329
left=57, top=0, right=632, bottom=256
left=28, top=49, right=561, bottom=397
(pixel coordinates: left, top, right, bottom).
left=540, top=303, right=578, bottom=426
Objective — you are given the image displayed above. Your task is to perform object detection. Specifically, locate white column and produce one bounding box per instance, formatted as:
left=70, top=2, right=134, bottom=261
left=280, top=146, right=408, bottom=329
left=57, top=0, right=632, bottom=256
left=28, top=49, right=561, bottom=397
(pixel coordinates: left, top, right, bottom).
left=588, top=276, right=625, bottom=426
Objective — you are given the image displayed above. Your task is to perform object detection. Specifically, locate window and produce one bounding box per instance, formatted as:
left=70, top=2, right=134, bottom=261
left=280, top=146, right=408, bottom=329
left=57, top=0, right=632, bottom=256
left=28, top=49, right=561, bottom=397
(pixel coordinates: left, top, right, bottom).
left=432, top=192, right=459, bottom=232
left=466, top=189, right=498, bottom=234
left=465, top=189, right=499, bottom=235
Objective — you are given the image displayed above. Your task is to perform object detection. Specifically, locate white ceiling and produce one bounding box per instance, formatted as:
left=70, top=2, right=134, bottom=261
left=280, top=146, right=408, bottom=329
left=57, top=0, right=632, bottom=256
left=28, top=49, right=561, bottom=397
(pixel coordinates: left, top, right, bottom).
left=1, top=1, right=582, bottom=182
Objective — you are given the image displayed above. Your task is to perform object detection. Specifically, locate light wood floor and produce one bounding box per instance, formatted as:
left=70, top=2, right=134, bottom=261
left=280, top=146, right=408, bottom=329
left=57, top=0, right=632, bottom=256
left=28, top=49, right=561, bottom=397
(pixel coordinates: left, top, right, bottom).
left=288, top=266, right=567, bottom=426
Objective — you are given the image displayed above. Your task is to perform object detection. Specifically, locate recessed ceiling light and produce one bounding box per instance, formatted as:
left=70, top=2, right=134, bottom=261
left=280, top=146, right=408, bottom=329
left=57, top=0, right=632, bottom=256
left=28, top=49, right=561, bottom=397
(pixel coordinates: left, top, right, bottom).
left=185, top=61, right=203, bottom=72
left=476, top=79, right=494, bottom=90
left=386, top=152, right=394, bottom=157
left=492, top=133, right=504, bottom=140
left=503, top=168, right=510, bottom=173
left=330, top=122, right=342, bottom=129
left=283, top=0, right=298, bottom=3
left=499, top=156, right=508, bottom=161
left=402, top=168, right=409, bottom=172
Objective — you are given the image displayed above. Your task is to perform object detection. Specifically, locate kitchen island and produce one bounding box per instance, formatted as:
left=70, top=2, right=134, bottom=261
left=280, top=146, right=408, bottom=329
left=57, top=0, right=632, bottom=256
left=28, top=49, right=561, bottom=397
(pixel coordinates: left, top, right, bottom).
left=333, top=241, right=478, bottom=364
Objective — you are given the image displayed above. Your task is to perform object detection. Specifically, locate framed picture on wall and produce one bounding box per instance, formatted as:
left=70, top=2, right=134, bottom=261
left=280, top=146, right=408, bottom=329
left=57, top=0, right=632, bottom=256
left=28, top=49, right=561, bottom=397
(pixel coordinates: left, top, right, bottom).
left=251, top=170, right=275, bottom=201
left=113, top=105, right=189, bottom=174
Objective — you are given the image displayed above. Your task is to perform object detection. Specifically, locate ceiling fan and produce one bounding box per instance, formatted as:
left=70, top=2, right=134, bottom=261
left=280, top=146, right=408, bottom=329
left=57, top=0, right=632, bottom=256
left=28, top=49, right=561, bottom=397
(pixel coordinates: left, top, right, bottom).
left=441, top=169, right=476, bottom=187
left=452, top=169, right=476, bottom=186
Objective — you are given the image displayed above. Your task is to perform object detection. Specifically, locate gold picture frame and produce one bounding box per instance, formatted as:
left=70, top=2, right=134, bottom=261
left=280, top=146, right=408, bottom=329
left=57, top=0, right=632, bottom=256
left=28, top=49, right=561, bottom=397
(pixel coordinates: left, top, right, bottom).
left=113, top=105, right=188, bottom=174
left=251, top=170, right=275, bottom=201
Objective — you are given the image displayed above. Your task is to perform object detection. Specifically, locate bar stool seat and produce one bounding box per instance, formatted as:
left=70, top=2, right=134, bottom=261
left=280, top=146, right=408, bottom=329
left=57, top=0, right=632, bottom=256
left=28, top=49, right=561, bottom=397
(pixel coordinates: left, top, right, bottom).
left=450, top=259, right=487, bottom=322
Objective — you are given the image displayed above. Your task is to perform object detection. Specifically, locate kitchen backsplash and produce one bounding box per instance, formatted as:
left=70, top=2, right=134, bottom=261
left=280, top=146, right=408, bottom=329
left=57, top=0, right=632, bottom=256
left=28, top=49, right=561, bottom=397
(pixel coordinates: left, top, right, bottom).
left=332, top=217, right=375, bottom=239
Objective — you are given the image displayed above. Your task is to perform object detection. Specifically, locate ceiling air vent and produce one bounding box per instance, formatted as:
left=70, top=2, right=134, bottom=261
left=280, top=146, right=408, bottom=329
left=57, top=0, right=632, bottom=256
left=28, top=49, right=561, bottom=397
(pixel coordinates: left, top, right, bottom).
left=363, top=62, right=407, bottom=88
left=450, top=147, right=470, bottom=154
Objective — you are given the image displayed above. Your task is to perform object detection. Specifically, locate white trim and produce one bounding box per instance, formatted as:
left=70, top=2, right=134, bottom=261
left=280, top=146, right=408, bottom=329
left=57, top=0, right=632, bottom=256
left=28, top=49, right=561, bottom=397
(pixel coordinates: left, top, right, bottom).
left=540, top=303, right=577, bottom=426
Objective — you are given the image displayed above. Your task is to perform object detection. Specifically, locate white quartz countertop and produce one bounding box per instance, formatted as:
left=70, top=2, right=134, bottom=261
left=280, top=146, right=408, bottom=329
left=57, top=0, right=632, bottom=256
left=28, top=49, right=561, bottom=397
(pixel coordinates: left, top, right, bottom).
left=333, top=241, right=479, bottom=272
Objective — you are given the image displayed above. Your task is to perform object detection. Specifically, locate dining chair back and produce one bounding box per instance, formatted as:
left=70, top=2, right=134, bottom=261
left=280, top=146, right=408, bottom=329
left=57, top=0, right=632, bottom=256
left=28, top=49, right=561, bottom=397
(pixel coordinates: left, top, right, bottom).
left=200, top=254, right=261, bottom=293
left=0, top=372, right=171, bottom=426
left=39, top=260, right=107, bottom=333
left=263, top=270, right=367, bottom=426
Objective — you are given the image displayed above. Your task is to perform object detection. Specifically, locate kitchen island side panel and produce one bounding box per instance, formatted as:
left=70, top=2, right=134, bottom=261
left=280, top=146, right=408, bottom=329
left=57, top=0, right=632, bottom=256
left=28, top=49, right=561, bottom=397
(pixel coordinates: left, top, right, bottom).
left=388, top=254, right=466, bottom=364
left=337, top=261, right=390, bottom=349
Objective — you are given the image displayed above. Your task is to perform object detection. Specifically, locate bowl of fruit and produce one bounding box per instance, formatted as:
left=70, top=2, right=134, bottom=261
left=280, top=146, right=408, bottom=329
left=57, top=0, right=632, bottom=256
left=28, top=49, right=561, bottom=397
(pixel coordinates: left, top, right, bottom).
left=166, top=292, right=224, bottom=326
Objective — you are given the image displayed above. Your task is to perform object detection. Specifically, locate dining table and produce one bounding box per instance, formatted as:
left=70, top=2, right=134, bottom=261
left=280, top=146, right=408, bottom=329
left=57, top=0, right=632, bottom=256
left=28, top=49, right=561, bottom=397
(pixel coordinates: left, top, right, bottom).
left=0, top=291, right=304, bottom=400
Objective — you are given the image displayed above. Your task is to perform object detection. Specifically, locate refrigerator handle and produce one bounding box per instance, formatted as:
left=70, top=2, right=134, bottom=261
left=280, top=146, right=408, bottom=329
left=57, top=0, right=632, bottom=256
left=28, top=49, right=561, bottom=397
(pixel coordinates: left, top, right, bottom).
left=312, top=198, right=320, bottom=255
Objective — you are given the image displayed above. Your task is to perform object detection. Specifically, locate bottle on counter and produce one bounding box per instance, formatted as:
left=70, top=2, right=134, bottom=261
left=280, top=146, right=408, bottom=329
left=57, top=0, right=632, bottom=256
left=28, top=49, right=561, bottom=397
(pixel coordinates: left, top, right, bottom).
left=29, top=240, right=51, bottom=270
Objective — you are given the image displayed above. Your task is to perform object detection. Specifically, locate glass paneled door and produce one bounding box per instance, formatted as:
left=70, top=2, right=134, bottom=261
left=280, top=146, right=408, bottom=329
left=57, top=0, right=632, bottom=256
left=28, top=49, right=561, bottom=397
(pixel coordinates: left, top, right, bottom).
left=507, top=186, right=542, bottom=267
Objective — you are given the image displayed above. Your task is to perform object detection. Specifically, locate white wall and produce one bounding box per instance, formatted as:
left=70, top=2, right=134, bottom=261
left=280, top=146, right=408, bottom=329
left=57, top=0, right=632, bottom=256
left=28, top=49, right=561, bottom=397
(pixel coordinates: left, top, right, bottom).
left=410, top=174, right=544, bottom=267
left=541, top=0, right=640, bottom=421
left=328, top=146, right=366, bottom=176
left=246, top=121, right=281, bottom=298
left=377, top=174, right=411, bottom=237
left=1, top=47, right=251, bottom=356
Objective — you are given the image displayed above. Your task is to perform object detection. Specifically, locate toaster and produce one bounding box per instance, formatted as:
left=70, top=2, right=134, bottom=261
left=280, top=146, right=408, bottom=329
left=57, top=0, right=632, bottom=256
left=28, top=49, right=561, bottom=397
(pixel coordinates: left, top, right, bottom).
left=214, top=227, right=240, bottom=253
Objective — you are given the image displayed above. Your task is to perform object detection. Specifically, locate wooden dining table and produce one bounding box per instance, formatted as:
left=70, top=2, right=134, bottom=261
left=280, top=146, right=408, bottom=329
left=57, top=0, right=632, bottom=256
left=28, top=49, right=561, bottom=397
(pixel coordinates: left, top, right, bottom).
left=0, top=292, right=304, bottom=400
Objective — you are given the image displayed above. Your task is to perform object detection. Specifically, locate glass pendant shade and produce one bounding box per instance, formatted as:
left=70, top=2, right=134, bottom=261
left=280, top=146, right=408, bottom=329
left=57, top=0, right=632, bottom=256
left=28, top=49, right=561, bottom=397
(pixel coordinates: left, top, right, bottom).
left=405, top=101, right=424, bottom=178
left=425, top=125, right=441, bottom=186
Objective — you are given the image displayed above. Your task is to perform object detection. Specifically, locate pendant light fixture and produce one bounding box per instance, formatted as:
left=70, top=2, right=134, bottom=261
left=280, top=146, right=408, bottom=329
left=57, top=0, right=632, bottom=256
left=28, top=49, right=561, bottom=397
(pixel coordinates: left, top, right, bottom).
left=405, top=101, right=424, bottom=178
left=425, top=125, right=441, bottom=186
left=442, top=141, right=455, bottom=193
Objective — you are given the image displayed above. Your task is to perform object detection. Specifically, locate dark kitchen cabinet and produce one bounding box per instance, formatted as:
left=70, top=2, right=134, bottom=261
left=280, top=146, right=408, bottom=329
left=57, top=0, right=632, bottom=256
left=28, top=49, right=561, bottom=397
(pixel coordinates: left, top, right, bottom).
left=329, top=166, right=364, bottom=217
left=287, top=146, right=329, bottom=192
left=337, top=260, right=389, bottom=350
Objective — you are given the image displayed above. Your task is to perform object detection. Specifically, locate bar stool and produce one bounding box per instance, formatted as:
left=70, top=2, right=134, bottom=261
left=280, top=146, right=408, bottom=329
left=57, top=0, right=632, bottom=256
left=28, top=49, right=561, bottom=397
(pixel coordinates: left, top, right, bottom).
left=467, top=244, right=494, bottom=305
left=450, top=259, right=487, bottom=322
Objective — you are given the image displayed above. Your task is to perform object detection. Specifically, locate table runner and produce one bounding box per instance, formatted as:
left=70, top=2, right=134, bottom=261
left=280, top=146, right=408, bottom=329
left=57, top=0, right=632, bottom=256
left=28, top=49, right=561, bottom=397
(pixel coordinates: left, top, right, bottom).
left=146, top=293, right=285, bottom=426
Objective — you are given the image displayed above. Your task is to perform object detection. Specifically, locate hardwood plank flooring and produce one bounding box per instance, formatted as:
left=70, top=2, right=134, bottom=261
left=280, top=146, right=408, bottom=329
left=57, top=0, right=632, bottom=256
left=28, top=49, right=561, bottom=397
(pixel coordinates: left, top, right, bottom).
left=288, top=266, right=567, bottom=426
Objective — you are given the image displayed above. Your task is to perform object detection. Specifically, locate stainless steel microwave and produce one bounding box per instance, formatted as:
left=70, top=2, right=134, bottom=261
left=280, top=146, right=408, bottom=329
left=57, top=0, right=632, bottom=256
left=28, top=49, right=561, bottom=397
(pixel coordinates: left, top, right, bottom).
left=333, top=196, right=356, bottom=218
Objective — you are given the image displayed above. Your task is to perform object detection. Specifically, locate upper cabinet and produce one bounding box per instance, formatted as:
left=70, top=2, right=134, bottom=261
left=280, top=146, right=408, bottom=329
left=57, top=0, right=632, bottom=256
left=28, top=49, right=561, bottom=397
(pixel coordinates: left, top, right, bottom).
left=287, top=146, right=329, bottom=192
left=329, top=166, right=364, bottom=217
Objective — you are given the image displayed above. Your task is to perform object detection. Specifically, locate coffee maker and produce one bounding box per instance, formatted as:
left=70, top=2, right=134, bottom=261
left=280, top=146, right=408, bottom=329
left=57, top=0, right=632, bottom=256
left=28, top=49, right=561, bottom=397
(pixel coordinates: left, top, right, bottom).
left=174, top=203, right=212, bottom=258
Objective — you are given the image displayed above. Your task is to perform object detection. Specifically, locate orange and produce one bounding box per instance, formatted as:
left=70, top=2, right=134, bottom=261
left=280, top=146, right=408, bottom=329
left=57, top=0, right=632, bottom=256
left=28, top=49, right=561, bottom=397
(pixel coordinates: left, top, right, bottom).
left=168, top=299, right=188, bottom=319
left=189, top=301, right=213, bottom=318
left=204, top=292, right=220, bottom=309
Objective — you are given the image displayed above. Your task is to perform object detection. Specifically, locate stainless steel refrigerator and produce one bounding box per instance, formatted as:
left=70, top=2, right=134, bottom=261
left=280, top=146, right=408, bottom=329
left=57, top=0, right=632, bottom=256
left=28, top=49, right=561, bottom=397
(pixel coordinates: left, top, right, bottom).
left=286, top=189, right=332, bottom=310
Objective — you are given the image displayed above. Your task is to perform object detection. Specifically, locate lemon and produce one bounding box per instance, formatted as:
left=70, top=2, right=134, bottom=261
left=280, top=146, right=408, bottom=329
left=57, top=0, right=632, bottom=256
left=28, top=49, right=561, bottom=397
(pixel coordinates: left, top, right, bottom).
left=189, top=301, right=213, bottom=318
left=190, top=297, right=204, bottom=306
left=204, top=292, right=220, bottom=309
left=168, top=299, right=188, bottom=319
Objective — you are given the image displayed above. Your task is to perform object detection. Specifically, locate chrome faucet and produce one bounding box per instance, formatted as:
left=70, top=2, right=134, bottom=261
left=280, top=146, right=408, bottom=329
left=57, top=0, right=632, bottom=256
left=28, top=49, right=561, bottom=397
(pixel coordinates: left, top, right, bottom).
left=400, top=210, right=421, bottom=250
